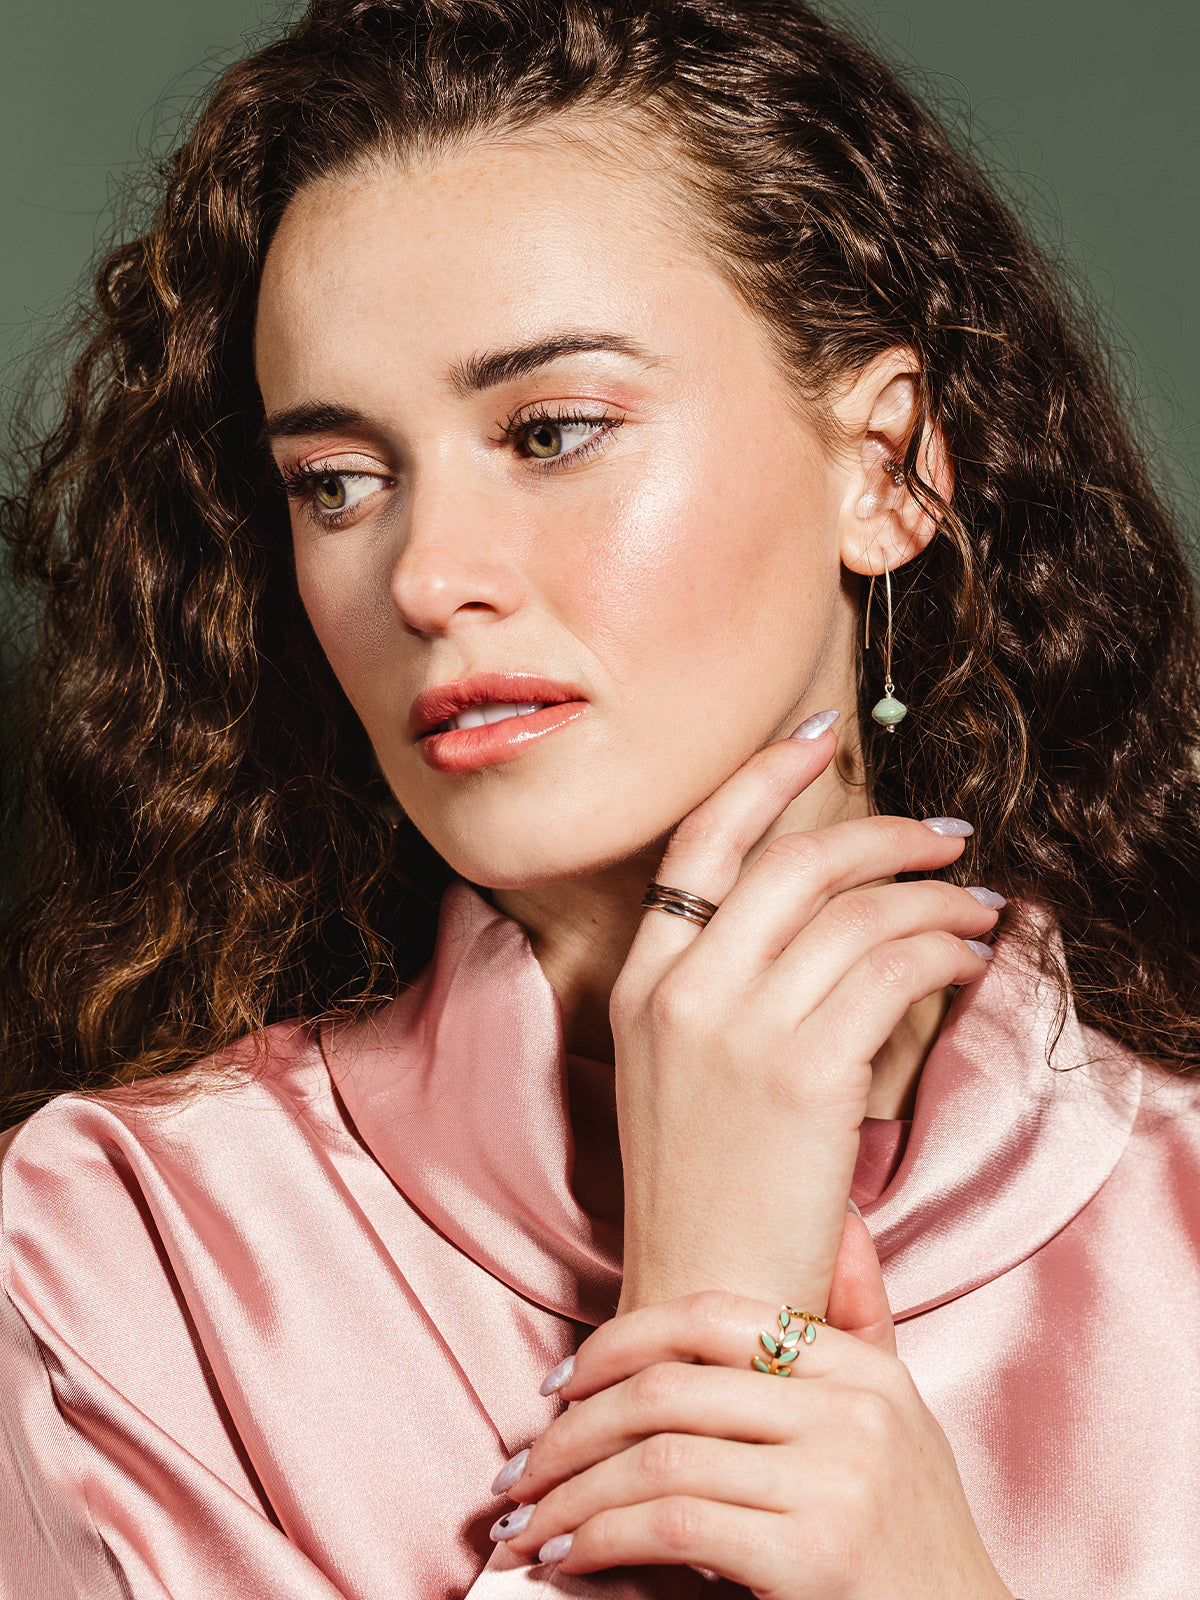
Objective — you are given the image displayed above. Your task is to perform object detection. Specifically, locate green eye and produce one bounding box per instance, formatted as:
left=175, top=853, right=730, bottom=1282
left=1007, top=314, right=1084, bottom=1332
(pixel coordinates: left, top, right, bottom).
left=525, top=422, right=563, bottom=459
left=519, top=418, right=607, bottom=462
left=314, top=474, right=347, bottom=509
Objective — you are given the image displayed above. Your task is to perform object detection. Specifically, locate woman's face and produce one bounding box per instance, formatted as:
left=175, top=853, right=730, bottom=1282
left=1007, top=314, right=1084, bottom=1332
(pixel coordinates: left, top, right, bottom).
left=255, top=126, right=863, bottom=889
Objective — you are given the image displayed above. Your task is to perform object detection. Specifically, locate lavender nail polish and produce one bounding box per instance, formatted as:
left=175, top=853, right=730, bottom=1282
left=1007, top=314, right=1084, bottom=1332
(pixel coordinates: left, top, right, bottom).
left=539, top=1355, right=575, bottom=1396
left=964, top=939, right=995, bottom=961
left=491, top=1449, right=530, bottom=1497
left=539, top=1533, right=574, bottom=1564
left=490, top=1503, right=536, bottom=1542
left=791, top=708, right=840, bottom=741
left=921, top=816, right=974, bottom=837
left=965, top=885, right=1006, bottom=909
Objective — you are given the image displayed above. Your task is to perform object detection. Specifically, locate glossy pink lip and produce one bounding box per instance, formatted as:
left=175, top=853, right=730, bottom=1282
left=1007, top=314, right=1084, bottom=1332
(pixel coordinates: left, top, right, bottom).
left=410, top=672, right=589, bottom=774
left=418, top=701, right=588, bottom=774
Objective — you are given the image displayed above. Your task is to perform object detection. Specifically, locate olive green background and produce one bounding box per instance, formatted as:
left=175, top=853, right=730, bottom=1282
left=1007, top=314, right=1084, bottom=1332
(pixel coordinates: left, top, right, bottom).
left=3, top=0, right=1197, bottom=545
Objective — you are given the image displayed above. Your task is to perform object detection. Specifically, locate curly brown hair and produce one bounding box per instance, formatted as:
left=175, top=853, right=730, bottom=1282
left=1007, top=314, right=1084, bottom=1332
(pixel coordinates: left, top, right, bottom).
left=3, top=0, right=1199, bottom=1126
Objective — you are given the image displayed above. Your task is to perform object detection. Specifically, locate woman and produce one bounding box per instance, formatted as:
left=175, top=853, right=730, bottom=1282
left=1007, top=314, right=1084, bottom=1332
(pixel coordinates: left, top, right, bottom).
left=2, top=1, right=1199, bottom=1596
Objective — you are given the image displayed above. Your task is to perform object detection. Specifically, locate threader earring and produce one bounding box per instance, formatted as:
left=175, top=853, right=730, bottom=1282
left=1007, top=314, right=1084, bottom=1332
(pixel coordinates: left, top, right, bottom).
left=864, top=525, right=908, bottom=732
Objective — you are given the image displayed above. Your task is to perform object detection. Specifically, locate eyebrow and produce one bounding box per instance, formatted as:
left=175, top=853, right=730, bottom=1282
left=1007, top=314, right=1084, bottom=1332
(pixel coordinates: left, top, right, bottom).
left=448, top=332, right=657, bottom=395
left=262, top=332, right=656, bottom=441
left=262, top=401, right=370, bottom=441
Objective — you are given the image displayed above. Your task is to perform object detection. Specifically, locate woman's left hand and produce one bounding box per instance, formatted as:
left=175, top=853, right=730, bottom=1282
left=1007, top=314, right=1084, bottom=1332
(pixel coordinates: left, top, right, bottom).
left=494, top=1216, right=1013, bottom=1599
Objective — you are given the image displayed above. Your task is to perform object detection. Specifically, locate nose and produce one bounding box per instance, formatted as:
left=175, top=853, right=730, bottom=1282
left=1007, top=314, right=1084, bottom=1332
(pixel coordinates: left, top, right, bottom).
left=390, top=475, right=526, bottom=638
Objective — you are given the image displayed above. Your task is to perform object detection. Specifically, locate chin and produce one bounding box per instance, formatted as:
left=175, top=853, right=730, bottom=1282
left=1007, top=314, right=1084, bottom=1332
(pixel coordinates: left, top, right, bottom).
left=409, top=809, right=669, bottom=894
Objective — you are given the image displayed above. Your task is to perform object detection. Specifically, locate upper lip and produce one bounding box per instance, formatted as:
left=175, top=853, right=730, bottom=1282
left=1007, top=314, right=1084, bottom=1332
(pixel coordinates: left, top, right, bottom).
left=409, top=672, right=587, bottom=738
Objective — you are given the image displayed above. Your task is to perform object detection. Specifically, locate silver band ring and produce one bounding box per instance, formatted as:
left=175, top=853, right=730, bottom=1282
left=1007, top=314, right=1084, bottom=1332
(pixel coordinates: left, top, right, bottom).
left=641, top=882, right=720, bottom=928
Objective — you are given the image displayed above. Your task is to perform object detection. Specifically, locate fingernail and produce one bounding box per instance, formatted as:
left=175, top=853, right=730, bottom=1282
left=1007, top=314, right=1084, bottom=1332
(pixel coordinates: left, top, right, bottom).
left=921, top=816, right=974, bottom=837
left=490, top=1503, right=537, bottom=1542
left=539, top=1533, right=574, bottom=1564
left=791, top=708, right=840, bottom=741
left=964, top=885, right=1005, bottom=909
left=538, top=1355, right=575, bottom=1396
left=964, top=939, right=995, bottom=961
left=491, top=1449, right=530, bottom=1496
left=846, top=1197, right=863, bottom=1218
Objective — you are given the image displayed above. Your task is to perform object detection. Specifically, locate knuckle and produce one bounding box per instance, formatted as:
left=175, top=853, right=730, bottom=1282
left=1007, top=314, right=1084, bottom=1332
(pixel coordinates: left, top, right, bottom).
left=629, top=1361, right=688, bottom=1419
left=682, top=1288, right=744, bottom=1337
left=761, top=830, right=827, bottom=880
left=866, top=939, right=915, bottom=990
left=870, top=813, right=912, bottom=853
left=667, top=809, right=721, bottom=853
left=845, top=1387, right=897, bottom=1451
left=636, top=1432, right=692, bottom=1488
left=826, top=889, right=883, bottom=939
left=650, top=1495, right=706, bottom=1555
left=645, top=975, right=706, bottom=1033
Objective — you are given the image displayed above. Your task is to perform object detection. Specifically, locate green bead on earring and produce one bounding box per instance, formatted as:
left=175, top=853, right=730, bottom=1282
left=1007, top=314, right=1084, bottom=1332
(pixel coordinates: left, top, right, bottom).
left=872, top=691, right=908, bottom=729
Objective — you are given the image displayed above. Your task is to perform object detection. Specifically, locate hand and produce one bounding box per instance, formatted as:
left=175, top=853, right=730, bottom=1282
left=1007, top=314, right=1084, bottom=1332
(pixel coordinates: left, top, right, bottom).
left=610, top=722, right=999, bottom=1312
left=493, top=1215, right=1013, bottom=1600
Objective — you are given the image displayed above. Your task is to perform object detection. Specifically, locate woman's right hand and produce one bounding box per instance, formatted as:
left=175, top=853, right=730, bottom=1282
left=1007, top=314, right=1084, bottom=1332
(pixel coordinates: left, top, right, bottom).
left=609, top=716, right=1000, bottom=1317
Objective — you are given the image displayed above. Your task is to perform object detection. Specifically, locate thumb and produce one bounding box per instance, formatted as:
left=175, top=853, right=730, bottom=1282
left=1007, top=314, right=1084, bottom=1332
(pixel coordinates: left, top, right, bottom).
left=825, top=1204, right=896, bottom=1355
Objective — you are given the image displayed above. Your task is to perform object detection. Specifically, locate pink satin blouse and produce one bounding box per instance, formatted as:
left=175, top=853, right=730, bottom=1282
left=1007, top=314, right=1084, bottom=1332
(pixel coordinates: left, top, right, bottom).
left=2, top=879, right=1199, bottom=1598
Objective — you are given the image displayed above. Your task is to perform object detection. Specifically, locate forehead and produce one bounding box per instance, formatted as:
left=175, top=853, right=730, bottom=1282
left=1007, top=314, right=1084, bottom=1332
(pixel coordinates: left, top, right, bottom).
left=253, top=123, right=761, bottom=391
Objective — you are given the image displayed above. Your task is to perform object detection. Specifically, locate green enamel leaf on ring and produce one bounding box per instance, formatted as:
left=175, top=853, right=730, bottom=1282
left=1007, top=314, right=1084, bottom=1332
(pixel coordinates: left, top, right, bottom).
left=803, top=1321, right=818, bottom=1344
left=760, top=1331, right=779, bottom=1356
left=777, top=1348, right=799, bottom=1364
left=753, top=1357, right=771, bottom=1373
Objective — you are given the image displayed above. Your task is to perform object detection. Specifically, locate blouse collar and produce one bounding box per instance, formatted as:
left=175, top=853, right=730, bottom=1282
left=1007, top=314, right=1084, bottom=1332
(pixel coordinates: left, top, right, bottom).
left=322, top=879, right=1141, bottom=1325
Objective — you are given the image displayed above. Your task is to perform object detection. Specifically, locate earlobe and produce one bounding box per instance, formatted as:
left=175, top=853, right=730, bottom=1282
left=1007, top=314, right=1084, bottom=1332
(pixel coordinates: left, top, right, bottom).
left=833, top=349, right=954, bottom=577
left=841, top=436, right=953, bottom=577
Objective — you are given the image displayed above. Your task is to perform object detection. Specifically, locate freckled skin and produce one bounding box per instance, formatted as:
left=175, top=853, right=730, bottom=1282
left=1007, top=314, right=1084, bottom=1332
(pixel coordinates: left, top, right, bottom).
left=254, top=128, right=859, bottom=893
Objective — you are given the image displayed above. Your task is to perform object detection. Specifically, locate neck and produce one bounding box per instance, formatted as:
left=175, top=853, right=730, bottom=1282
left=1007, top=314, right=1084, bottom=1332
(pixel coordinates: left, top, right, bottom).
left=494, top=849, right=660, bottom=1069
left=490, top=755, right=952, bottom=1224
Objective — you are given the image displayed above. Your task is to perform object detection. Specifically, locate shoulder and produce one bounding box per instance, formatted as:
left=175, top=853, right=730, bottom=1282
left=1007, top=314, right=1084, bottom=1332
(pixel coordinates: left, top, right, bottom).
left=1083, top=1025, right=1200, bottom=1217
left=0, top=1018, right=336, bottom=1295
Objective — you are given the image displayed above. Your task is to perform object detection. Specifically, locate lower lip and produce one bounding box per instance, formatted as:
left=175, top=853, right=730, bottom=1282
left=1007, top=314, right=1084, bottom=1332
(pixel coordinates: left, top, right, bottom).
left=417, top=702, right=588, bottom=774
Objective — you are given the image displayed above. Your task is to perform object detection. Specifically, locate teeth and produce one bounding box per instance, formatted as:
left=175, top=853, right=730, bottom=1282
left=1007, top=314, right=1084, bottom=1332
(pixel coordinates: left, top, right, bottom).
left=448, top=701, right=548, bottom=732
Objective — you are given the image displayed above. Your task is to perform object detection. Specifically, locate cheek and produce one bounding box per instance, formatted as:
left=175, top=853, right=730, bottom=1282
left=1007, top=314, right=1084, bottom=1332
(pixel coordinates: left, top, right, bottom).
left=556, top=439, right=833, bottom=704
left=291, top=531, right=397, bottom=713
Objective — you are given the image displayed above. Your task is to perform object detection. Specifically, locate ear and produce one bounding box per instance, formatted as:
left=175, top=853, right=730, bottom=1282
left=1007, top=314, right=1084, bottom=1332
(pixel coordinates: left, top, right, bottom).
left=833, top=348, right=953, bottom=578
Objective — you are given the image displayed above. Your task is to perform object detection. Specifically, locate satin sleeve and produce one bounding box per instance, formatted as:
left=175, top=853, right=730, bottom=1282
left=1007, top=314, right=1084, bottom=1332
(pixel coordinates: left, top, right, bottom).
left=0, top=1120, right=345, bottom=1600
left=0, top=1276, right=125, bottom=1600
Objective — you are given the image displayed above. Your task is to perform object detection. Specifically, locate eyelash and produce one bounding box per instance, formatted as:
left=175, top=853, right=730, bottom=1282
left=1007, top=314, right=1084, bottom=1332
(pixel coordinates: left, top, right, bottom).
left=497, top=406, right=624, bottom=474
left=274, top=462, right=376, bottom=532
left=277, top=406, right=624, bottom=528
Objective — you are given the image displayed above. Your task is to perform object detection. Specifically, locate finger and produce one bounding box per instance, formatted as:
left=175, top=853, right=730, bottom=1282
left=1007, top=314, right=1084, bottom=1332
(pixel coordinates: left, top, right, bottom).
left=826, top=1213, right=896, bottom=1356
left=540, top=1495, right=790, bottom=1592
left=501, top=1434, right=803, bottom=1562
left=682, top=815, right=980, bottom=987
left=556, top=1290, right=877, bottom=1402
left=760, top=874, right=998, bottom=1002
left=801, top=928, right=992, bottom=1076
left=517, top=1358, right=858, bottom=1502
left=627, top=732, right=838, bottom=969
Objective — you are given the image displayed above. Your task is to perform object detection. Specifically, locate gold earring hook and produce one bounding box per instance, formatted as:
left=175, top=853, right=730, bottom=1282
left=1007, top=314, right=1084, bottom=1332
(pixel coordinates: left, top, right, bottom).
left=866, top=550, right=908, bottom=733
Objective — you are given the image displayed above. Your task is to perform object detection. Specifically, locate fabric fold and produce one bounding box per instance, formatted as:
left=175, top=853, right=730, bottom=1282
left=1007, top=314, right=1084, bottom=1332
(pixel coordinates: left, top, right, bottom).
left=2, top=874, right=1196, bottom=1600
